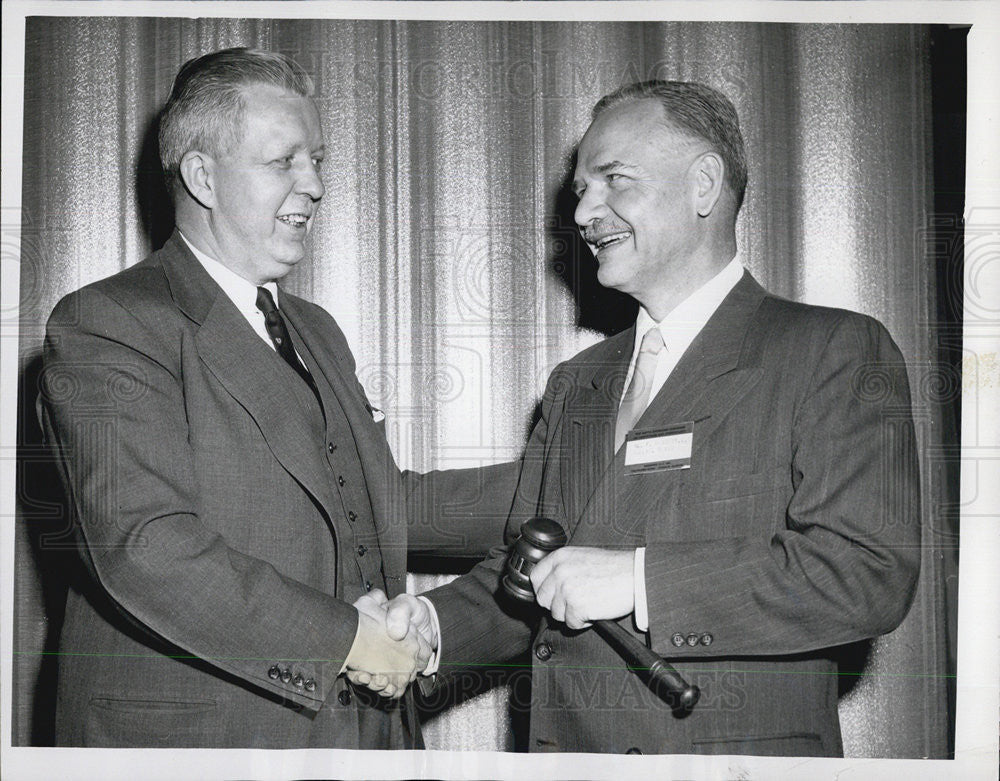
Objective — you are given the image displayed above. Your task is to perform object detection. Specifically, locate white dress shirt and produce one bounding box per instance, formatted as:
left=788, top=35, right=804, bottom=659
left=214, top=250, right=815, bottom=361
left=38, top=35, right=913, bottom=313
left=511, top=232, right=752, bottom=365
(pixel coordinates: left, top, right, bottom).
left=178, top=232, right=281, bottom=350
left=630, top=255, right=745, bottom=630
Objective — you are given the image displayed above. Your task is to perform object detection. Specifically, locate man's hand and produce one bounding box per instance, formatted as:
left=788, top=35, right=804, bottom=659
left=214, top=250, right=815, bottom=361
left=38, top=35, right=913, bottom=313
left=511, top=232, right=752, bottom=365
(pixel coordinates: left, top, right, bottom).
left=384, top=593, right=437, bottom=650
left=530, top=547, right=635, bottom=629
left=344, top=590, right=432, bottom=698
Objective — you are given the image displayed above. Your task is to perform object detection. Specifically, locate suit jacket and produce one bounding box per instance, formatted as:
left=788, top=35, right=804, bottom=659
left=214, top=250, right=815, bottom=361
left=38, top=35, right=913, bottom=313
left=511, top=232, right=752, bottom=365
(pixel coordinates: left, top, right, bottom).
left=427, top=271, right=921, bottom=756
left=37, top=232, right=510, bottom=748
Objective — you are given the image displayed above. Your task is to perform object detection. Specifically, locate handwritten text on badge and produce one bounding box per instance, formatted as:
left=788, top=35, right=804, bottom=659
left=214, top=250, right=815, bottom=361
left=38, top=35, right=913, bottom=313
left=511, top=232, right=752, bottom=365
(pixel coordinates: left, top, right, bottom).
left=624, top=421, right=694, bottom=474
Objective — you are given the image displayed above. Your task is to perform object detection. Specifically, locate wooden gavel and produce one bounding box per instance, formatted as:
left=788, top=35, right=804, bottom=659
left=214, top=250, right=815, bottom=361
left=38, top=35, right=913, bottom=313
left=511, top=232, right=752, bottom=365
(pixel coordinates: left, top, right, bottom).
left=502, top=516, right=700, bottom=711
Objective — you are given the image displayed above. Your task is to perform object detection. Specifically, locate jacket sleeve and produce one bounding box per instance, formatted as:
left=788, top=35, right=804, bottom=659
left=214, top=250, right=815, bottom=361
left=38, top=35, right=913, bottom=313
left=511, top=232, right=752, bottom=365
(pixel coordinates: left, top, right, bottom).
left=401, top=461, right=521, bottom=559
left=419, top=364, right=574, bottom=679
left=38, top=287, right=358, bottom=710
left=643, top=313, right=921, bottom=658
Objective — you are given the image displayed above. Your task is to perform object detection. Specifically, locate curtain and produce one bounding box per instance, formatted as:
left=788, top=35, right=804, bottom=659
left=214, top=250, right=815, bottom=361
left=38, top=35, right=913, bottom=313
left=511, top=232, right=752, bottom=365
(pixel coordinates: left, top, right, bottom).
left=14, top=17, right=955, bottom=758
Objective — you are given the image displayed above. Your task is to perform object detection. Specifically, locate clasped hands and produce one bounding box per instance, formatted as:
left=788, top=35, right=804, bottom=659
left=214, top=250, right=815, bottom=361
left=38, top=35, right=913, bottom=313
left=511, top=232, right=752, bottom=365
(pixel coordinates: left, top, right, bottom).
left=344, top=589, right=437, bottom=699
left=344, top=547, right=634, bottom=698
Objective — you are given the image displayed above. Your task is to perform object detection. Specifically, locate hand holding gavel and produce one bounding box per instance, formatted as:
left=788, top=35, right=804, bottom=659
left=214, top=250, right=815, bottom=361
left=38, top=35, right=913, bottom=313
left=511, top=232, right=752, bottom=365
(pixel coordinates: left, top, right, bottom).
left=502, top=517, right=700, bottom=711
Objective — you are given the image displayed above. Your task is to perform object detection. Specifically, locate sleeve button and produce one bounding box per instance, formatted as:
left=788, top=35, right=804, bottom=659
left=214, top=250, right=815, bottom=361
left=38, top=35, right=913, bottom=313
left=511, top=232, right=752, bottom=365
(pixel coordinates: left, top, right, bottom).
left=701, top=633, right=713, bottom=646
left=280, top=668, right=292, bottom=683
left=267, top=665, right=281, bottom=680
left=671, top=633, right=685, bottom=648
left=304, top=679, right=317, bottom=692
left=292, top=673, right=304, bottom=688
left=686, top=633, right=699, bottom=647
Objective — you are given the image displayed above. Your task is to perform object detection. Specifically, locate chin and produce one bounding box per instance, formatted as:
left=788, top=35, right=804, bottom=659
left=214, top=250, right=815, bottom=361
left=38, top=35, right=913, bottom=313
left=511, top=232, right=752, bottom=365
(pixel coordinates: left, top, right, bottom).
left=595, top=256, right=630, bottom=292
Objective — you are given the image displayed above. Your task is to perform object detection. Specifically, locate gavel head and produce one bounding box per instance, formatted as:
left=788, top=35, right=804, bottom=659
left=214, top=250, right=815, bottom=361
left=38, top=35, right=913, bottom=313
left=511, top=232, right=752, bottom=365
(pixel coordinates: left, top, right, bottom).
left=502, top=517, right=568, bottom=602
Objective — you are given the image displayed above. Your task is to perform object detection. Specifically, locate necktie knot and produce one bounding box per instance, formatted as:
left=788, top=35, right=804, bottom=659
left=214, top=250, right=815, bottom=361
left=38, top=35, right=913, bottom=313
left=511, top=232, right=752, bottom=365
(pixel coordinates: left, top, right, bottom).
left=255, top=286, right=278, bottom=317
left=638, top=326, right=665, bottom=356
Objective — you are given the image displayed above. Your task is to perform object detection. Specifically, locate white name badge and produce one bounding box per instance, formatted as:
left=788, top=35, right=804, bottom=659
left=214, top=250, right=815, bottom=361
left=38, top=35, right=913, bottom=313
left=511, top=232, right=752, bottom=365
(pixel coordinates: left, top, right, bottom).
left=624, top=422, right=694, bottom=475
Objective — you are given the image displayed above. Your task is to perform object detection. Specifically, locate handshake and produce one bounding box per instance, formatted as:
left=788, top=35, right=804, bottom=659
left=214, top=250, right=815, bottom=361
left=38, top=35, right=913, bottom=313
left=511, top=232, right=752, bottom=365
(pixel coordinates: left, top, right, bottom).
left=343, top=589, right=438, bottom=699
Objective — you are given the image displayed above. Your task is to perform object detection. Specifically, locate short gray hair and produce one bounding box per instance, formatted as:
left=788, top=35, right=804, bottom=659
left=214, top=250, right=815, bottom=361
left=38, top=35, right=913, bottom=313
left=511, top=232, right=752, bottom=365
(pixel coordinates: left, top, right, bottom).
left=593, top=80, right=748, bottom=211
left=158, top=47, right=314, bottom=193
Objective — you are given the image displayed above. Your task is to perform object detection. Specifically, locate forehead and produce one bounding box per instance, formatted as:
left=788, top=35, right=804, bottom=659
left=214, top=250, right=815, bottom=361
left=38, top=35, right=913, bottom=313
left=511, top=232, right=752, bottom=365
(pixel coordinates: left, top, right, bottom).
left=575, top=99, right=684, bottom=173
left=237, top=83, right=323, bottom=148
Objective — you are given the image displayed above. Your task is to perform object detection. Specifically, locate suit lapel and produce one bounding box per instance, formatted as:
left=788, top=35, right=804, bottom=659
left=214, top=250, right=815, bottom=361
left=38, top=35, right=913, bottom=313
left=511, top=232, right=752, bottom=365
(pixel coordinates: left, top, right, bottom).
left=278, top=295, right=386, bottom=491
left=279, top=294, right=408, bottom=597
left=570, top=273, right=768, bottom=542
left=158, top=233, right=341, bottom=521
left=560, top=329, right=633, bottom=533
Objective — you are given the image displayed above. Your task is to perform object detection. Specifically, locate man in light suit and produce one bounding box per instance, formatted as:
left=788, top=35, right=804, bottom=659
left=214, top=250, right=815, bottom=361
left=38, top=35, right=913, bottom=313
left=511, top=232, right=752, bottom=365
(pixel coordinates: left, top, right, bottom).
left=37, top=47, right=507, bottom=748
left=370, top=80, right=921, bottom=755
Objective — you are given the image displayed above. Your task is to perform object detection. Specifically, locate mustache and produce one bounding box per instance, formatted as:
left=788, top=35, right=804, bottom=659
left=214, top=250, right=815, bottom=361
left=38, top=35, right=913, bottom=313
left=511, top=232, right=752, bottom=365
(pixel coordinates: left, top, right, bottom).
left=580, top=221, right=631, bottom=243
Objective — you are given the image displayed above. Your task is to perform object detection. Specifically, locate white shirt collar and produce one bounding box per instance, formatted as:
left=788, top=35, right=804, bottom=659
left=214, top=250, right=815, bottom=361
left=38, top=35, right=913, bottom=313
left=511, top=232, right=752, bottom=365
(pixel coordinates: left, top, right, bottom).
left=634, top=254, right=745, bottom=358
left=178, top=231, right=279, bottom=315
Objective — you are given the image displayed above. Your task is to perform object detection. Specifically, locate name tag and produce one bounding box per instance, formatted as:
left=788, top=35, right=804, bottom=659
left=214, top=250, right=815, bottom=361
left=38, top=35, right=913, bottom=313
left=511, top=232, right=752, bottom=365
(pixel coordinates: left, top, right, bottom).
left=624, top=422, right=693, bottom=475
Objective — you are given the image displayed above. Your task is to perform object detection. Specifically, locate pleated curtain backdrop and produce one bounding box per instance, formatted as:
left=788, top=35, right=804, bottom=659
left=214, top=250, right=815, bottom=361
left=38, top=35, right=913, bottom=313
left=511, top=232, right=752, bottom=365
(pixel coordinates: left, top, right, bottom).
left=14, top=17, right=954, bottom=758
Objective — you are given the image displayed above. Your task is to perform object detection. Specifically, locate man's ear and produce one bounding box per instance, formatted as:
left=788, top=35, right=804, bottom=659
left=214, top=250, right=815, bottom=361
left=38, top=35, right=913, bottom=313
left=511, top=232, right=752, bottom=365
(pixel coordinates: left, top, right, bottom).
left=178, top=150, right=217, bottom=209
left=692, top=151, right=725, bottom=217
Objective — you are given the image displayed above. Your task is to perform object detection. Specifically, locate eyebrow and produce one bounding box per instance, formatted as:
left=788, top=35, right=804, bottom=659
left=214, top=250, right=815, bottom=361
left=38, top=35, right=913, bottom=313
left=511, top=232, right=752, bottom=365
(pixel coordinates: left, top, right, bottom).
left=572, top=160, right=640, bottom=194
left=594, top=160, right=638, bottom=174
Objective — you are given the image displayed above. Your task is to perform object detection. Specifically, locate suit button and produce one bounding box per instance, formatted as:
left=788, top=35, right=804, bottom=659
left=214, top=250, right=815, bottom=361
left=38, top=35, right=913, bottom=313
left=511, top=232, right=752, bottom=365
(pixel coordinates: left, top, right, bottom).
left=626, top=747, right=642, bottom=754
left=701, top=632, right=713, bottom=646
left=671, top=633, right=685, bottom=647
left=535, top=642, right=552, bottom=661
left=292, top=673, right=304, bottom=688
left=348, top=511, right=357, bottom=522
left=338, top=476, right=346, bottom=486
left=304, top=679, right=317, bottom=692
left=357, top=544, right=367, bottom=556
left=365, top=580, right=373, bottom=592
left=280, top=668, right=292, bottom=683
left=328, top=442, right=336, bottom=453
left=338, top=689, right=352, bottom=706
left=267, top=665, right=281, bottom=680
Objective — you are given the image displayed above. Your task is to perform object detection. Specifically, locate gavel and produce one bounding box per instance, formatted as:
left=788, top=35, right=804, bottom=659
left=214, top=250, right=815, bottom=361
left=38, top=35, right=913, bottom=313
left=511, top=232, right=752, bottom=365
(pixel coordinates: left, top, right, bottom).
left=502, top=516, right=700, bottom=711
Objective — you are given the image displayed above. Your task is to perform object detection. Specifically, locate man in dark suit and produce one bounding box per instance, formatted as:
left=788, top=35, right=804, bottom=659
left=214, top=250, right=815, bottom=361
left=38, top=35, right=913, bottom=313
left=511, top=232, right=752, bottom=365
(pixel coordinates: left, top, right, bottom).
left=370, top=80, right=921, bottom=755
left=37, top=47, right=505, bottom=749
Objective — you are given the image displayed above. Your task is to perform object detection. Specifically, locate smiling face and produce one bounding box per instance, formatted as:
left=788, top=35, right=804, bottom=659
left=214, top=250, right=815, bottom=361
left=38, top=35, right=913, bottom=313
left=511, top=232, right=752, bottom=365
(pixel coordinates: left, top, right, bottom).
left=573, top=99, right=709, bottom=308
left=207, top=83, right=325, bottom=284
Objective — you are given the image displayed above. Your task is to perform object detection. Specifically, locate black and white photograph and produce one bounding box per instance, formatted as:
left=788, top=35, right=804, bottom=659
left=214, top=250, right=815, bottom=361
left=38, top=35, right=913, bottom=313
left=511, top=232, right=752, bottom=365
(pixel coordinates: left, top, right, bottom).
left=1, top=1, right=997, bottom=779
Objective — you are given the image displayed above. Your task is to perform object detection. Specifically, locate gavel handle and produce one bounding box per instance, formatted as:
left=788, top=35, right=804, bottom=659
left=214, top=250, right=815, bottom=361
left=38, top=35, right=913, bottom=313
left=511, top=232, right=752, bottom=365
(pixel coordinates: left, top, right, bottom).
left=593, top=619, right=700, bottom=710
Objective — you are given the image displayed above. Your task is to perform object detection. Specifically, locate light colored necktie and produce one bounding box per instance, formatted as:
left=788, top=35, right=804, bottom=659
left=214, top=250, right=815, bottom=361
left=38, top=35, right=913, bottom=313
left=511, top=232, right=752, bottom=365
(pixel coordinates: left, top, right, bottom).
left=615, top=326, right=666, bottom=451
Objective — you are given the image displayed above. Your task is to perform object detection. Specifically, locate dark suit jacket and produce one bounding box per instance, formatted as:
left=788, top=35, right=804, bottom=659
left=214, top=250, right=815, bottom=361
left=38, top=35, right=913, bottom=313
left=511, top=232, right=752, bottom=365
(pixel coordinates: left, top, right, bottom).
left=37, top=232, right=509, bottom=748
left=427, top=272, right=921, bottom=756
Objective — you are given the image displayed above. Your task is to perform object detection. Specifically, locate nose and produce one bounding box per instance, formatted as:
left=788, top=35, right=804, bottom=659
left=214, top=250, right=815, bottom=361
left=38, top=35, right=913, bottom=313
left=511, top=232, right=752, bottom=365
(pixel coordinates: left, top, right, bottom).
left=298, top=161, right=325, bottom=201
left=574, top=184, right=607, bottom=228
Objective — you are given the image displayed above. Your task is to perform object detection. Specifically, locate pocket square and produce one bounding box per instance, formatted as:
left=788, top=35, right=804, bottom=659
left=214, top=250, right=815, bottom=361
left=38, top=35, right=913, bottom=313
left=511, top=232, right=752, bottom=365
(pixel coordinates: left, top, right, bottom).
left=369, top=406, right=385, bottom=423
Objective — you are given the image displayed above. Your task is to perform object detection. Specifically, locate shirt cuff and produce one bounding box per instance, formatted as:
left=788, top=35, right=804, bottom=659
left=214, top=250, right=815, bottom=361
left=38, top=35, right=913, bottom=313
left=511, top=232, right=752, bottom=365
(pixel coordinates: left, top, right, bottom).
left=417, top=595, right=442, bottom=676
left=633, top=547, right=649, bottom=632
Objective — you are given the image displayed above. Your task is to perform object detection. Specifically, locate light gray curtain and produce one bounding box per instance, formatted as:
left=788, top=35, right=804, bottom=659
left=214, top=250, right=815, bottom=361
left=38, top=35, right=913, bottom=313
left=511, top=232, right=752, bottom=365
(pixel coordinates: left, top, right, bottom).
left=15, top=18, right=954, bottom=758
